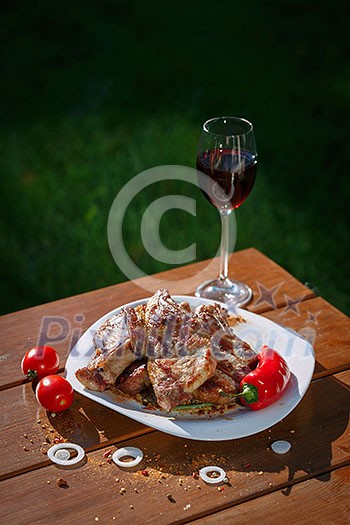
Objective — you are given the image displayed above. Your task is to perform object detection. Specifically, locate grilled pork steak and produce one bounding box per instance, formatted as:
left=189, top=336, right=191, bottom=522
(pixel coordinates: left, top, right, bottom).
left=145, top=289, right=193, bottom=358
left=193, top=368, right=238, bottom=404
left=192, top=303, right=258, bottom=399
left=75, top=288, right=257, bottom=412
left=145, top=290, right=217, bottom=410
left=115, top=360, right=150, bottom=396
left=148, top=339, right=216, bottom=411
left=75, top=307, right=146, bottom=391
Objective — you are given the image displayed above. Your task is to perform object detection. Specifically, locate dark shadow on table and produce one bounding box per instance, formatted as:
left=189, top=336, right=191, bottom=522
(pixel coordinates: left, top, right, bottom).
left=47, top=362, right=349, bottom=497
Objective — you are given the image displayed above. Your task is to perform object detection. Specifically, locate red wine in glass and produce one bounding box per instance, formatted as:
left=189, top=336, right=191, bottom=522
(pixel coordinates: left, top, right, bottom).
left=197, top=148, right=257, bottom=211
left=195, top=116, right=257, bottom=306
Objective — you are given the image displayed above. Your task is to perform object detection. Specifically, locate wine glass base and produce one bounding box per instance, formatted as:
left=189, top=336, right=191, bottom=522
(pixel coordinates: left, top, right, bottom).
left=195, top=278, right=253, bottom=308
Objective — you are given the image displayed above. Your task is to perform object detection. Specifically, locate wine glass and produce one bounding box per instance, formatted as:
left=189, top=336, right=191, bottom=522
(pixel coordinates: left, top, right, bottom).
left=195, top=116, right=257, bottom=306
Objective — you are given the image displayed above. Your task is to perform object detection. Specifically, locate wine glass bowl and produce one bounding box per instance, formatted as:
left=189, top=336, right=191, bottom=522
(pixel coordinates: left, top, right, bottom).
left=195, top=116, right=257, bottom=306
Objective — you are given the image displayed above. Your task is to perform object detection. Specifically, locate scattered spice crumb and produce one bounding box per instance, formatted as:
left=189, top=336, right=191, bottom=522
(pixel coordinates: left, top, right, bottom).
left=197, top=485, right=201, bottom=489
left=47, top=481, right=51, bottom=484
left=290, top=430, right=295, bottom=434
left=134, top=488, right=138, bottom=493
left=103, top=450, right=112, bottom=458
left=167, top=494, right=176, bottom=503
left=23, top=433, right=28, bottom=438
left=94, top=518, right=99, bottom=522
left=119, top=488, right=126, bottom=495
left=183, top=504, right=191, bottom=510
left=115, top=478, right=119, bottom=482
left=141, top=470, right=149, bottom=477
left=129, top=505, right=134, bottom=510
left=56, top=478, right=68, bottom=488
left=258, top=471, right=264, bottom=475
left=23, top=446, right=29, bottom=451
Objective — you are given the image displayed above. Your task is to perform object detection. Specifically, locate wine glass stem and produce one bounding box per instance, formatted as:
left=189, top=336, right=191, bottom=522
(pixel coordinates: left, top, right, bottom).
left=219, top=211, right=231, bottom=281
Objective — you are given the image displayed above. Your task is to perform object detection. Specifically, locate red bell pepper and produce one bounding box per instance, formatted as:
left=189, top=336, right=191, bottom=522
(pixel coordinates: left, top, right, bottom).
left=238, top=345, right=291, bottom=410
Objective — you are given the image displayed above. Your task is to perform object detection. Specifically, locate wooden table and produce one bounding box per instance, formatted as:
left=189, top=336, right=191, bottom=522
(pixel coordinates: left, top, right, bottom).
left=1, top=248, right=349, bottom=524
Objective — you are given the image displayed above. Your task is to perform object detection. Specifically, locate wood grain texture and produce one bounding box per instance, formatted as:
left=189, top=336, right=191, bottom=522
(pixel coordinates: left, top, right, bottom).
left=265, top=296, right=350, bottom=377
left=0, top=384, right=153, bottom=480
left=188, top=465, right=350, bottom=525
left=0, top=372, right=349, bottom=524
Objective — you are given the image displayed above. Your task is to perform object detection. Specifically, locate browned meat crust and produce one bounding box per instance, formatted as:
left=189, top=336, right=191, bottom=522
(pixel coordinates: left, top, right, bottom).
left=194, top=368, right=238, bottom=404
left=148, top=341, right=216, bottom=411
left=75, top=307, right=146, bottom=391
left=75, top=289, right=257, bottom=411
left=116, top=360, right=150, bottom=396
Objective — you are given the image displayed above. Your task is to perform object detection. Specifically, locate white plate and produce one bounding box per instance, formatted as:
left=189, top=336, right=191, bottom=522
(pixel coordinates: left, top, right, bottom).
left=66, top=296, right=315, bottom=441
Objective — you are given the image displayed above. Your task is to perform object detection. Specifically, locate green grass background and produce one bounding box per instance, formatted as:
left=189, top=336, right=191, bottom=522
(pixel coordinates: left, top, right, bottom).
left=1, top=1, right=349, bottom=315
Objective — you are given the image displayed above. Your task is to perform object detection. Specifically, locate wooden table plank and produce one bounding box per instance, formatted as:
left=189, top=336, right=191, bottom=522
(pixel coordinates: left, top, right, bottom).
left=134, top=247, right=315, bottom=313
left=0, top=248, right=314, bottom=389
left=1, top=372, right=349, bottom=523
left=264, top=296, right=350, bottom=377
left=188, top=465, right=350, bottom=525
left=0, top=384, right=153, bottom=480
left=1, top=295, right=349, bottom=479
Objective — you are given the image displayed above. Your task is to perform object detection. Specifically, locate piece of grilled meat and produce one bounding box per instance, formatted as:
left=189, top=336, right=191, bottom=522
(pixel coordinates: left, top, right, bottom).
left=146, top=290, right=217, bottom=410
left=192, top=304, right=258, bottom=402
left=75, top=288, right=258, bottom=412
left=115, top=360, right=150, bottom=396
left=75, top=306, right=146, bottom=391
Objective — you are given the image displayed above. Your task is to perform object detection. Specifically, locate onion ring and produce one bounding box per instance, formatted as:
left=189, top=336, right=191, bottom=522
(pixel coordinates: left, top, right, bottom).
left=47, top=443, right=85, bottom=466
left=112, top=447, right=143, bottom=468
left=199, top=466, right=226, bottom=484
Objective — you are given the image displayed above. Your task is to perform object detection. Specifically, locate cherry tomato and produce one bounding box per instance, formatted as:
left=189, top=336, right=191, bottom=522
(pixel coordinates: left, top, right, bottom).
left=36, top=375, right=74, bottom=412
left=21, top=346, right=59, bottom=380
